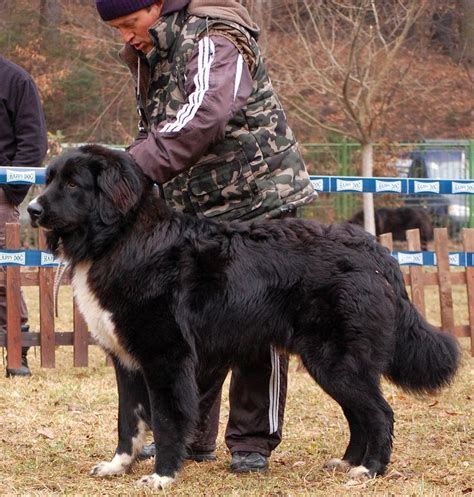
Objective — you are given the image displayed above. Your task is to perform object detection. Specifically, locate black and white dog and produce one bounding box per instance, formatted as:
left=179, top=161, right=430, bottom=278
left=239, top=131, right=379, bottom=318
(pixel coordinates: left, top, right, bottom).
left=28, top=145, right=459, bottom=490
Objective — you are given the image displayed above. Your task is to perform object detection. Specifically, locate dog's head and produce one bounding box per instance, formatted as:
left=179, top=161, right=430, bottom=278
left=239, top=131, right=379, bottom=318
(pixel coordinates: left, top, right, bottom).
left=28, top=144, right=149, bottom=255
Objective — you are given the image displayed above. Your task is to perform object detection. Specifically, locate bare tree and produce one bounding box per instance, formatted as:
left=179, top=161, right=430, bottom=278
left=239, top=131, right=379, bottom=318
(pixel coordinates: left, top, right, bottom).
left=243, top=0, right=274, bottom=48
left=274, top=0, right=427, bottom=234
left=0, top=0, right=11, bottom=29
left=459, top=0, right=474, bottom=64
left=39, top=0, right=62, bottom=35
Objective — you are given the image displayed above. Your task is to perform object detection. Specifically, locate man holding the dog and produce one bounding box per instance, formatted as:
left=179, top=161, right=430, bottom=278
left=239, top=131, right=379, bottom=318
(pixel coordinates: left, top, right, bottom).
left=95, top=0, right=315, bottom=473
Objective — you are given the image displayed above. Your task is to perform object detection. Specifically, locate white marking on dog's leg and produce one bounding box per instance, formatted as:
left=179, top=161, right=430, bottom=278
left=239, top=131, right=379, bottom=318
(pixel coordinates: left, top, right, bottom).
left=90, top=414, right=147, bottom=477
left=131, top=419, right=148, bottom=458
left=90, top=453, right=133, bottom=477
left=323, top=458, right=352, bottom=472
left=348, top=465, right=370, bottom=480
left=137, top=474, right=175, bottom=489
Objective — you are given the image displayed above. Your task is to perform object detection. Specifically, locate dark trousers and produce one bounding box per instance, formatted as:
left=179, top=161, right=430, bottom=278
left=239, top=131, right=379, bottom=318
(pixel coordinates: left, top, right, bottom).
left=192, top=348, right=289, bottom=457
left=0, top=188, right=28, bottom=332
left=190, top=210, right=295, bottom=457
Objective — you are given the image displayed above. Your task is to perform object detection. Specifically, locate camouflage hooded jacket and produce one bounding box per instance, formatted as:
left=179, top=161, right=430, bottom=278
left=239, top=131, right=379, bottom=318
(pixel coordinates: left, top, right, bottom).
left=122, top=7, right=316, bottom=221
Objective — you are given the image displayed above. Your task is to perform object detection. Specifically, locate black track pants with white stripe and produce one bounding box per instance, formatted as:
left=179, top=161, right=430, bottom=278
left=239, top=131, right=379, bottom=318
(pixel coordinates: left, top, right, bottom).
left=192, top=347, right=289, bottom=457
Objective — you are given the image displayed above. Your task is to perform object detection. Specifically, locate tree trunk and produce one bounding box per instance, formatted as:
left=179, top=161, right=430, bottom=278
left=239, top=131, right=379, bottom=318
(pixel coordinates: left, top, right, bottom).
left=39, top=0, right=62, bottom=35
left=459, top=0, right=474, bottom=63
left=361, top=142, right=376, bottom=236
left=0, top=0, right=11, bottom=28
left=244, top=0, right=271, bottom=49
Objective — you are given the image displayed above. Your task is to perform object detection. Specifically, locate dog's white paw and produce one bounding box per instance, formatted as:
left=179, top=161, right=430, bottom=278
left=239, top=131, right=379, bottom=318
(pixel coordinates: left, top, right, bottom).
left=323, top=458, right=352, bottom=472
left=347, top=465, right=370, bottom=480
left=137, top=473, right=175, bottom=490
left=90, top=453, right=133, bottom=477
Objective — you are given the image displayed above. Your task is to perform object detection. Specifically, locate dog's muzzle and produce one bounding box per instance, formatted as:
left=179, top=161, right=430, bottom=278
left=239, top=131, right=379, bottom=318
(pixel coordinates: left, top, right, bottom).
left=27, top=198, right=43, bottom=227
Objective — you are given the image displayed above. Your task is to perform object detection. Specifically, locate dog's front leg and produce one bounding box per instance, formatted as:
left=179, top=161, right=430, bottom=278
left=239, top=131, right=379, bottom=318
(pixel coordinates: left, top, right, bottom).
left=137, top=355, right=199, bottom=490
left=91, top=358, right=150, bottom=477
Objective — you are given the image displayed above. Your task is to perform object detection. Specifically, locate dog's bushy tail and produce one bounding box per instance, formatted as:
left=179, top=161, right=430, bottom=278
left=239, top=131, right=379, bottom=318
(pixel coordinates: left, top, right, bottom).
left=383, top=256, right=461, bottom=394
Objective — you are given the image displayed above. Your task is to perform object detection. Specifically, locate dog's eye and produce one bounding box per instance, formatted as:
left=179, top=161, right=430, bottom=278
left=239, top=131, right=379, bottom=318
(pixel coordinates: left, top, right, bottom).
left=66, top=181, right=77, bottom=189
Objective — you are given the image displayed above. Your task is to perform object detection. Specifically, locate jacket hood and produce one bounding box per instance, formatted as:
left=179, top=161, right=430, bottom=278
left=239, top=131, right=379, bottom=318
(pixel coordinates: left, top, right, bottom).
left=162, top=0, right=191, bottom=16
left=187, top=0, right=260, bottom=38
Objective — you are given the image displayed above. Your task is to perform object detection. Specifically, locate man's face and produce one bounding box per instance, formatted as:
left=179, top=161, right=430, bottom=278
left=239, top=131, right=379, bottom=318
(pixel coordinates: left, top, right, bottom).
left=108, top=2, right=163, bottom=53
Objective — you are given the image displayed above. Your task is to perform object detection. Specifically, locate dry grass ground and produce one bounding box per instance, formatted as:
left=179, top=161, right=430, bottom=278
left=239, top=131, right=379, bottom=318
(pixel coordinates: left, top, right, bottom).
left=0, top=287, right=473, bottom=496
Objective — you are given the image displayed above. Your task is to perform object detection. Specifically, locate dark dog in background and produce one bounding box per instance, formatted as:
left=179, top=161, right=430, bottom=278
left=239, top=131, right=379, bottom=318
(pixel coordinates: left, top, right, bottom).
left=349, top=207, right=434, bottom=250
left=27, top=145, right=459, bottom=490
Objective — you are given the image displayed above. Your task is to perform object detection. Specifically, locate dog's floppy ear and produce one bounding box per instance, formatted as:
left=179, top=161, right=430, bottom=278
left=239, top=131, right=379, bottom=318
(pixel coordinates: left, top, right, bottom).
left=95, top=150, right=144, bottom=225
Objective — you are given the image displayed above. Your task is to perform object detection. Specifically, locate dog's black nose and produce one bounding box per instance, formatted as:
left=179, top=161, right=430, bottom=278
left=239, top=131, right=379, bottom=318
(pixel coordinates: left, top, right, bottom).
left=27, top=199, right=43, bottom=223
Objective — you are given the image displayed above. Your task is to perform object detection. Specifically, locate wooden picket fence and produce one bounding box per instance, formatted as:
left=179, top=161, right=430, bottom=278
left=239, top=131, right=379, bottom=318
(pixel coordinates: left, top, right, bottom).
left=1, top=223, right=473, bottom=370
left=0, top=224, right=90, bottom=369
left=380, top=227, right=474, bottom=355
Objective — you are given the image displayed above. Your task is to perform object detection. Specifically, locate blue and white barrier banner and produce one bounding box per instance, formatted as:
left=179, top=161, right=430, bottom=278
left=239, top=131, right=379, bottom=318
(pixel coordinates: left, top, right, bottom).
left=0, top=249, right=473, bottom=267
left=391, top=251, right=472, bottom=267
left=1, top=169, right=474, bottom=194
left=310, top=176, right=474, bottom=195
left=0, top=250, right=61, bottom=267
left=0, top=168, right=45, bottom=185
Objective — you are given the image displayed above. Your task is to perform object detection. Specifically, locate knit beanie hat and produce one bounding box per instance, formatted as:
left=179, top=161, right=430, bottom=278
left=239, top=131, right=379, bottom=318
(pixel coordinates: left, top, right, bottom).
left=96, top=0, right=190, bottom=21
left=96, top=0, right=156, bottom=21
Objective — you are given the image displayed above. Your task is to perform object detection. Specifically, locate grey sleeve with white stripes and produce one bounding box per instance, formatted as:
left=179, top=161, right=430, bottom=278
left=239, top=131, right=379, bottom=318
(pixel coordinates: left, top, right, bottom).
left=128, top=35, right=253, bottom=185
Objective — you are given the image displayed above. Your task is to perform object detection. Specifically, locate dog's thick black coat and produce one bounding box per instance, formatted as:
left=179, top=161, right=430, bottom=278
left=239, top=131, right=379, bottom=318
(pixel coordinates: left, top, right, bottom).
left=28, top=145, right=460, bottom=489
left=349, top=207, right=434, bottom=250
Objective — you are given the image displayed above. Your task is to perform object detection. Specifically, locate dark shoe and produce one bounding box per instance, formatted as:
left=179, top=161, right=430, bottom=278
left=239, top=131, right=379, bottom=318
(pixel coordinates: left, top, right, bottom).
left=137, top=443, right=216, bottom=462
left=6, top=324, right=32, bottom=378
left=6, top=352, right=31, bottom=378
left=230, top=451, right=268, bottom=473
left=137, top=443, right=156, bottom=460
left=186, top=448, right=216, bottom=462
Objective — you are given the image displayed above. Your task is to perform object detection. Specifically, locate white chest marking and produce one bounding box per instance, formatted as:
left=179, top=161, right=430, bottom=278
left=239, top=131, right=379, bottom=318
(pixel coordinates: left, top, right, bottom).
left=72, top=263, right=139, bottom=370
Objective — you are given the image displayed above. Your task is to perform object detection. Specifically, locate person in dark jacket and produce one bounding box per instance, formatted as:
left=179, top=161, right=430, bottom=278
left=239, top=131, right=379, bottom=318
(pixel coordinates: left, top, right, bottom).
left=0, top=55, right=48, bottom=377
left=95, top=0, right=316, bottom=473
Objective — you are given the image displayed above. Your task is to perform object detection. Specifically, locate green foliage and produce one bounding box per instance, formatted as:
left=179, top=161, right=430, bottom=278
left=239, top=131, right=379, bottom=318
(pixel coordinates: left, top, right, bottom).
left=63, top=66, right=100, bottom=119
